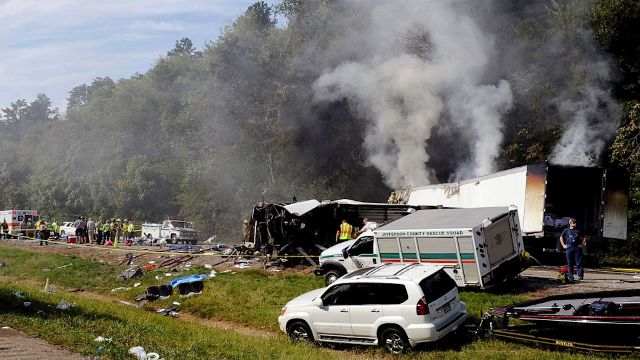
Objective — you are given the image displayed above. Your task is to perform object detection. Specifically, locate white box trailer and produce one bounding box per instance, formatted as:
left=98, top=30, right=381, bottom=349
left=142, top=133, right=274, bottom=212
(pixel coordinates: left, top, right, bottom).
left=406, top=163, right=628, bottom=250
left=316, top=207, right=528, bottom=289
left=0, top=209, right=39, bottom=237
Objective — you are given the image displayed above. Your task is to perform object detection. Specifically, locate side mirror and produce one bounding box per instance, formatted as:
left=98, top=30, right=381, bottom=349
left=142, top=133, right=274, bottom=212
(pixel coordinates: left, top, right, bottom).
left=342, top=248, right=349, bottom=259
left=312, top=297, right=323, bottom=307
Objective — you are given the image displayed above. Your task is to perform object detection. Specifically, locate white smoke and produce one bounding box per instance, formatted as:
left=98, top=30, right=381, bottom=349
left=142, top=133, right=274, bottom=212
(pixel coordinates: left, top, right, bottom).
left=313, top=0, right=513, bottom=188
left=550, top=66, right=620, bottom=166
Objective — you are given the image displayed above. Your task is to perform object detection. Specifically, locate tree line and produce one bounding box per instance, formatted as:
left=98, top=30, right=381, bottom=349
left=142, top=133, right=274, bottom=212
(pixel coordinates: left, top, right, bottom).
left=0, top=1, right=638, bottom=258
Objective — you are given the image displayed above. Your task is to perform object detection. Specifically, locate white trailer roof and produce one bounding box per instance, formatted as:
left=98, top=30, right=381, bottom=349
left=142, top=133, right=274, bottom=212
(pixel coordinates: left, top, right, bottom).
left=378, top=207, right=509, bottom=231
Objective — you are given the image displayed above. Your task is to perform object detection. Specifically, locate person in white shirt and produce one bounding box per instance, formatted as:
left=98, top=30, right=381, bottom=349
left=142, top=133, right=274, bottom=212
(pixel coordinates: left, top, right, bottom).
left=356, top=218, right=377, bottom=236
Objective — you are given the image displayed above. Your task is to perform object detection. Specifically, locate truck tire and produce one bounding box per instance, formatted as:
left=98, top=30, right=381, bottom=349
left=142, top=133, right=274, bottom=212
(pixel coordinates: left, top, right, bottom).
left=171, top=234, right=177, bottom=244
left=325, top=270, right=342, bottom=286
left=190, top=239, right=198, bottom=245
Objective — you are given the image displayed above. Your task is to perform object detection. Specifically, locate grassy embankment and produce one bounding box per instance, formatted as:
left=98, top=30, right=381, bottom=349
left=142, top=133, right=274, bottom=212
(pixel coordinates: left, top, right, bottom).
left=0, top=246, right=631, bottom=359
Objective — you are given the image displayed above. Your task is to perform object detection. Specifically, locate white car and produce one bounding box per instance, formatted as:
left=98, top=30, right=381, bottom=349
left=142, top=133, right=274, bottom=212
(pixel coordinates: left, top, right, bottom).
left=278, top=263, right=467, bottom=354
left=58, top=221, right=76, bottom=237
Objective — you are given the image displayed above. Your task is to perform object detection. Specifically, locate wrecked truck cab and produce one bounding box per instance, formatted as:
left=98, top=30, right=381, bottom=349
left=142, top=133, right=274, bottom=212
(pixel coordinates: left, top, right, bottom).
left=315, top=232, right=376, bottom=285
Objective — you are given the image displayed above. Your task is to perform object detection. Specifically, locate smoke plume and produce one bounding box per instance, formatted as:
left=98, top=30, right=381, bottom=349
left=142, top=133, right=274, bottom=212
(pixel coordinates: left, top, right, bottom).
left=312, top=0, right=618, bottom=187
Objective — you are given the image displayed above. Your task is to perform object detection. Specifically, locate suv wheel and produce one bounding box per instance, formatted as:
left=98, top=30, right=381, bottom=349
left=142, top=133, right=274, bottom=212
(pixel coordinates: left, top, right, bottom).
left=324, top=270, right=341, bottom=286
left=170, top=234, right=178, bottom=244
left=287, top=320, right=314, bottom=343
left=380, top=327, right=409, bottom=354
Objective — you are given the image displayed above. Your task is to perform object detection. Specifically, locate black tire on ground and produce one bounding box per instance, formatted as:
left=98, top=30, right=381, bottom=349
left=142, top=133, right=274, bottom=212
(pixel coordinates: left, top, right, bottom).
left=171, top=234, right=177, bottom=244
left=287, top=320, right=314, bottom=343
left=380, top=327, right=410, bottom=354
left=324, top=270, right=342, bottom=286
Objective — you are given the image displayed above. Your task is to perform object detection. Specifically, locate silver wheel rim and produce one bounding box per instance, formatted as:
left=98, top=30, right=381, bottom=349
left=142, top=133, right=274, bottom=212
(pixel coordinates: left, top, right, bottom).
left=384, top=332, right=405, bottom=354
left=291, top=325, right=309, bottom=341
left=327, top=274, right=338, bottom=284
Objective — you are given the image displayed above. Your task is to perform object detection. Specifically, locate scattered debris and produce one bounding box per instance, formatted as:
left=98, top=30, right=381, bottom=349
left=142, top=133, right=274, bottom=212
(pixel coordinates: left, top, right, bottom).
left=233, top=263, right=250, bottom=269
left=56, top=300, right=71, bottom=310
left=134, top=282, right=142, bottom=288
left=0, top=261, right=7, bottom=269
left=157, top=305, right=179, bottom=318
left=94, top=336, right=113, bottom=343
left=118, top=300, right=137, bottom=307
left=204, top=264, right=213, bottom=269
left=23, top=302, right=31, bottom=307
left=68, top=288, right=85, bottom=293
left=129, top=346, right=147, bottom=360
left=57, top=263, right=72, bottom=269
left=117, top=266, right=143, bottom=281
left=111, top=287, right=132, bottom=293
left=145, top=285, right=173, bottom=301
left=13, top=291, right=25, bottom=298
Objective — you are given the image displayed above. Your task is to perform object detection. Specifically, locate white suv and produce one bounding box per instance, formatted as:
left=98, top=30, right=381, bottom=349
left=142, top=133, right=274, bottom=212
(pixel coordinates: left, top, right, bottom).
left=278, top=263, right=467, bottom=354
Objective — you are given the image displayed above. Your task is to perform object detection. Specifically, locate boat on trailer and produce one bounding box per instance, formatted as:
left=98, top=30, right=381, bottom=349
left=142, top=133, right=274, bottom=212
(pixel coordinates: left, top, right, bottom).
left=478, top=289, right=640, bottom=353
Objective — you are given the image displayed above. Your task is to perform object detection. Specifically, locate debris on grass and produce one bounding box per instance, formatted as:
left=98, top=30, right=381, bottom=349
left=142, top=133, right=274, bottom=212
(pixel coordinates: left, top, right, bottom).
left=56, top=300, right=71, bottom=310
left=111, top=287, right=132, bottom=292
left=94, top=336, right=113, bottom=343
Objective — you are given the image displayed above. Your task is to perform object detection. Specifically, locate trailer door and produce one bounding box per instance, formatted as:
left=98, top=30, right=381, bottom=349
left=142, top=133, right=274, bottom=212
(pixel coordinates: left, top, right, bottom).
left=602, top=169, right=628, bottom=240
left=482, top=216, right=515, bottom=266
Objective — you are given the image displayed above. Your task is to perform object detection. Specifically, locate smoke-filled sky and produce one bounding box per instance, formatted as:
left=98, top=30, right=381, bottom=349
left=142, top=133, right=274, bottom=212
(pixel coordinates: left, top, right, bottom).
left=313, top=0, right=619, bottom=187
left=0, top=0, right=278, bottom=111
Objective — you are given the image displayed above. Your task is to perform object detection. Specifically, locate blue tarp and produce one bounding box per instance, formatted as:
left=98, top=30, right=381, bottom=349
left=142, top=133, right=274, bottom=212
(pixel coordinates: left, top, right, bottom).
left=167, top=274, right=208, bottom=288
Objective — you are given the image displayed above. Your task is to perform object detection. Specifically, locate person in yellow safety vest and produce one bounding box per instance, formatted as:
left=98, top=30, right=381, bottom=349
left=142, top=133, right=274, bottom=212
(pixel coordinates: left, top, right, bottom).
left=34, top=219, right=41, bottom=240
left=335, top=219, right=353, bottom=243
left=50, top=220, right=59, bottom=240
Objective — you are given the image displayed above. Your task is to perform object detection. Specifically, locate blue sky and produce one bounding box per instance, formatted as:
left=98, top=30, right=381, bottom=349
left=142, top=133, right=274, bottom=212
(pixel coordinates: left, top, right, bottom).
left=0, top=0, right=280, bottom=112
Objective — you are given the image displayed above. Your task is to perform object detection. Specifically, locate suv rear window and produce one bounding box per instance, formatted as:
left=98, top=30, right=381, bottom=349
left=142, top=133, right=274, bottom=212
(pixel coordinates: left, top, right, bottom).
left=419, top=270, right=456, bottom=303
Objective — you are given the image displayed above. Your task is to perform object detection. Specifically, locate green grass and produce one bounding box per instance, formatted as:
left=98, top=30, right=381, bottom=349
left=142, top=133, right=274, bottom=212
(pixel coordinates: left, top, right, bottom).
left=0, top=245, right=636, bottom=359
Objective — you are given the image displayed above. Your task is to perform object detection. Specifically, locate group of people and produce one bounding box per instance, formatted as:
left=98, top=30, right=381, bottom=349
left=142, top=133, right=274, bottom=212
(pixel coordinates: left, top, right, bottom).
left=75, top=217, right=136, bottom=247
left=0, top=216, right=137, bottom=247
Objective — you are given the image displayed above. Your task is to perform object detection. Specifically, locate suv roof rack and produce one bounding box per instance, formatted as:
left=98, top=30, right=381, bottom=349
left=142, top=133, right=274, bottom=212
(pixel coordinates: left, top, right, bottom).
left=393, top=263, right=421, bottom=276
left=362, top=263, right=395, bottom=277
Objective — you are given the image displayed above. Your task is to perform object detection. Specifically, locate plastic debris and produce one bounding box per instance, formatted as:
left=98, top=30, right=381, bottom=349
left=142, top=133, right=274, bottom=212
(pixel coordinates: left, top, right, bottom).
left=23, top=302, right=31, bottom=307
left=56, top=300, right=71, bottom=310
left=134, top=282, right=142, bottom=288
left=204, top=264, right=213, bottom=269
left=209, top=270, right=216, bottom=278
left=221, top=270, right=232, bottom=274
left=94, top=336, right=113, bottom=343
left=0, top=261, right=6, bottom=269
left=13, top=291, right=25, bottom=298
left=164, top=273, right=174, bottom=277
left=129, top=346, right=147, bottom=359
left=233, top=263, right=250, bottom=269
left=157, top=305, right=179, bottom=318
left=111, top=287, right=132, bottom=292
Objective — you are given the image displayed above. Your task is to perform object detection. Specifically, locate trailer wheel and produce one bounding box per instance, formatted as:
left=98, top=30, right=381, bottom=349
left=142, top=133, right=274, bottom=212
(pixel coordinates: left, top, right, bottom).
left=171, top=234, right=177, bottom=244
left=324, top=270, right=342, bottom=286
left=146, top=233, right=152, bottom=239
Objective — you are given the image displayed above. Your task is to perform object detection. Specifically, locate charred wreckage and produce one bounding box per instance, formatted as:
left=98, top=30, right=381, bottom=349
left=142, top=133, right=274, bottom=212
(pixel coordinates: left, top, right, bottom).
left=246, top=199, right=425, bottom=259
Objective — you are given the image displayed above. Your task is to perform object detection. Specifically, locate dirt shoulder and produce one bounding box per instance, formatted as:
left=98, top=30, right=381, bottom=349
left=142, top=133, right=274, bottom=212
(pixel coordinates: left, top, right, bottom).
left=0, top=327, right=85, bottom=360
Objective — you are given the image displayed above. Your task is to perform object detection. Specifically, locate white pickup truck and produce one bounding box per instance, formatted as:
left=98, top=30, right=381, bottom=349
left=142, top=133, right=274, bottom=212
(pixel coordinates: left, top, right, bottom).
left=314, top=207, right=529, bottom=289
left=141, top=220, right=200, bottom=245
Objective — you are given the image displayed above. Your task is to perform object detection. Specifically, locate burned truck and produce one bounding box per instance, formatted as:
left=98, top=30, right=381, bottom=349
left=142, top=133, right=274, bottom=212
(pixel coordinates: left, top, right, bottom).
left=247, top=199, right=425, bottom=257
left=405, top=163, right=629, bottom=257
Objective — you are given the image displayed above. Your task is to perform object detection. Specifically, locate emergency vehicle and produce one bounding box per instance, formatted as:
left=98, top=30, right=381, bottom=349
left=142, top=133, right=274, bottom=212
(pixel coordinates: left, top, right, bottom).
left=0, top=209, right=40, bottom=237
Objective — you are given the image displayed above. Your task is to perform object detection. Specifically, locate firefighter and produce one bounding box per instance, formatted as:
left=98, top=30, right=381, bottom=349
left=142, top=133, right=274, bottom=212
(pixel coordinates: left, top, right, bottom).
left=335, top=219, right=353, bottom=243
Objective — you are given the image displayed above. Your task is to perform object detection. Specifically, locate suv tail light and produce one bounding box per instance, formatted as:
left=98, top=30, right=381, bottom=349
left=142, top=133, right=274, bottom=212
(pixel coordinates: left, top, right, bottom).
left=416, top=296, right=429, bottom=315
